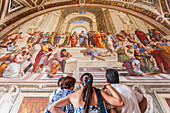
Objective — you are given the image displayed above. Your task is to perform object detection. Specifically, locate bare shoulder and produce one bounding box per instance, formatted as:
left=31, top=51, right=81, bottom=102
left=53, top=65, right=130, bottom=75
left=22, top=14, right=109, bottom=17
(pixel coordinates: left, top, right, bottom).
left=69, top=90, right=82, bottom=98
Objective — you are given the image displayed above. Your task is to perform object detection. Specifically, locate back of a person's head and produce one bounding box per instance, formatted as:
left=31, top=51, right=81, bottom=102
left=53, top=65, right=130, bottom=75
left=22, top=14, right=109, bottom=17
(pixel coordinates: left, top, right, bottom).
left=61, top=49, right=66, bottom=53
left=57, top=77, right=65, bottom=87
left=80, top=73, right=93, bottom=113
left=60, top=76, right=76, bottom=89
left=105, top=69, right=119, bottom=84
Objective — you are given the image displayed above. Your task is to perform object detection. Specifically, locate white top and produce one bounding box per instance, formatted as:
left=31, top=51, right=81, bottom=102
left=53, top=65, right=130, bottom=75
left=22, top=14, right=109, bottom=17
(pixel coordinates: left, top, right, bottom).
left=105, top=84, right=143, bottom=113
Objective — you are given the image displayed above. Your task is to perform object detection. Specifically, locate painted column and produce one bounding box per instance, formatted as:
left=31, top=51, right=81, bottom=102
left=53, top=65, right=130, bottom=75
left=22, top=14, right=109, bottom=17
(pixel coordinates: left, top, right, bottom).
left=109, top=10, right=124, bottom=34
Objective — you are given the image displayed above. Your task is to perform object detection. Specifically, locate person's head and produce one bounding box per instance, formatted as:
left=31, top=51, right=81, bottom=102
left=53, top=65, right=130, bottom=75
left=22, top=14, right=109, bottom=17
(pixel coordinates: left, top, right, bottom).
left=80, top=73, right=93, bottom=113
left=150, top=44, right=156, bottom=48
left=143, top=40, right=149, bottom=46
left=89, top=45, right=94, bottom=48
left=57, top=77, right=65, bottom=87
left=107, top=32, right=110, bottom=35
left=43, top=41, right=48, bottom=45
left=126, top=45, right=133, bottom=49
left=105, top=69, right=119, bottom=84
left=60, top=49, right=67, bottom=54
left=22, top=50, right=27, bottom=56
left=9, top=42, right=14, bottom=46
left=135, top=48, right=140, bottom=53
left=60, top=76, right=76, bottom=90
left=81, top=31, right=84, bottom=33
left=137, top=43, right=142, bottom=48
left=19, top=32, right=22, bottom=35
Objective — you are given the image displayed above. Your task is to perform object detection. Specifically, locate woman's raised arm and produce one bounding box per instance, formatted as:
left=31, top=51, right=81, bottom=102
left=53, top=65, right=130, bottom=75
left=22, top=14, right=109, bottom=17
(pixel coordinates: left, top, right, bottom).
left=100, top=85, right=124, bottom=107
left=48, top=95, right=71, bottom=113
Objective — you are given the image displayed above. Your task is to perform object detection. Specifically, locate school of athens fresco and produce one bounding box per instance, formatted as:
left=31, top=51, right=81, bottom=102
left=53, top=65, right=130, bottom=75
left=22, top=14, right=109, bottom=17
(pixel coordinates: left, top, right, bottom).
left=0, top=1, right=169, bottom=113
left=0, top=7, right=169, bottom=81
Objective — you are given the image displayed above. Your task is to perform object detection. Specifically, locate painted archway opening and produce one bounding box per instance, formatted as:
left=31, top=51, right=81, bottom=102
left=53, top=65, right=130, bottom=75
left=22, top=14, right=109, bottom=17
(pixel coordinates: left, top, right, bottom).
left=71, top=20, right=88, bottom=24
left=71, top=26, right=87, bottom=34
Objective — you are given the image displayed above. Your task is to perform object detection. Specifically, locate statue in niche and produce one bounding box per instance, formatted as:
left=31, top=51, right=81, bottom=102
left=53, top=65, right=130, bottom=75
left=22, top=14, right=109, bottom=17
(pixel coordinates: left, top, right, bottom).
left=117, top=12, right=132, bottom=24
left=0, top=86, right=19, bottom=113
left=133, top=85, right=154, bottom=113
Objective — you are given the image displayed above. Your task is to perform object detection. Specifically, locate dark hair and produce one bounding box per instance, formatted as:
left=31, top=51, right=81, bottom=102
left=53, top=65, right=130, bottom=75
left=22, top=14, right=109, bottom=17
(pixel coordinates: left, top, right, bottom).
left=105, top=69, right=119, bottom=84
left=57, top=77, right=65, bottom=87
left=61, top=49, right=66, bottom=53
left=126, top=45, right=133, bottom=49
left=43, top=41, right=48, bottom=44
left=80, top=73, right=93, bottom=113
left=60, top=76, right=76, bottom=89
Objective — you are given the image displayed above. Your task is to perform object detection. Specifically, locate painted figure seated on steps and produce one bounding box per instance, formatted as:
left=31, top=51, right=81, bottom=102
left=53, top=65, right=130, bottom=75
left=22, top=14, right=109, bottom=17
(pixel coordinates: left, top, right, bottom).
left=46, top=49, right=71, bottom=74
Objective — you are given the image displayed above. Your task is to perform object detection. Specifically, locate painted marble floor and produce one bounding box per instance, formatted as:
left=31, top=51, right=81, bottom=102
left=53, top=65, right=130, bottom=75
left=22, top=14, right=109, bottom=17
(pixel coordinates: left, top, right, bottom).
left=0, top=67, right=169, bottom=82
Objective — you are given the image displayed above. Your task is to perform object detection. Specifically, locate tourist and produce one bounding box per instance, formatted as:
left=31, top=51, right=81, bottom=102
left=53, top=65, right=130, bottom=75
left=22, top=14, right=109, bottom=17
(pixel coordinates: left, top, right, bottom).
left=104, top=69, right=147, bottom=113
left=49, top=77, right=65, bottom=102
left=44, top=76, right=76, bottom=113
left=49, top=73, right=124, bottom=113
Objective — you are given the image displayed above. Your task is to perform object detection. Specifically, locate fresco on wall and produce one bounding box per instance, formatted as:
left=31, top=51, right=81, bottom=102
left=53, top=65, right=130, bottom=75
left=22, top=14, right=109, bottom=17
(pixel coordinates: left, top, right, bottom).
left=0, top=2, right=169, bottom=112
left=0, top=8, right=169, bottom=82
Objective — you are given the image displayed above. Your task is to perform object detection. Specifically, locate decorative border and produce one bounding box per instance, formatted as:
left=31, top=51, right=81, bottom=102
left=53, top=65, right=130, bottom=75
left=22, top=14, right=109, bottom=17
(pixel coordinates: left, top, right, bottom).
left=154, top=91, right=170, bottom=113
left=11, top=92, right=51, bottom=113
left=6, top=0, right=25, bottom=16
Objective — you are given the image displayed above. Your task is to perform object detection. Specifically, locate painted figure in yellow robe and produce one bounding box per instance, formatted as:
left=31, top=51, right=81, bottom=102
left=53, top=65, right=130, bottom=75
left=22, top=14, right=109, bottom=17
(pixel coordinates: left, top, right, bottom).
left=93, top=32, right=105, bottom=48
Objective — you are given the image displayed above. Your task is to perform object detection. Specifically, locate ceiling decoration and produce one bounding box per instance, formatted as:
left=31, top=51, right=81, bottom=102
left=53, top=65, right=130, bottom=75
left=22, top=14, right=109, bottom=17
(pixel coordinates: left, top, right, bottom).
left=23, top=0, right=44, bottom=7
left=8, top=0, right=25, bottom=14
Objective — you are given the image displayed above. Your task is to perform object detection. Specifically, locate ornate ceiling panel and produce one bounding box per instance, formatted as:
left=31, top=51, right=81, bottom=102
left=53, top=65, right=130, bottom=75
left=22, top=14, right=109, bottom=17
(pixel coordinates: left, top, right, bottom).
left=7, top=0, right=25, bottom=15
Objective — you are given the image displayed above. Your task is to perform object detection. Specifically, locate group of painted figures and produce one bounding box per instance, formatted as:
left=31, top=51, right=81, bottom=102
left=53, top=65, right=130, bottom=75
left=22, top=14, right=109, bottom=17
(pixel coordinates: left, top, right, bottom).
left=0, top=28, right=169, bottom=78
